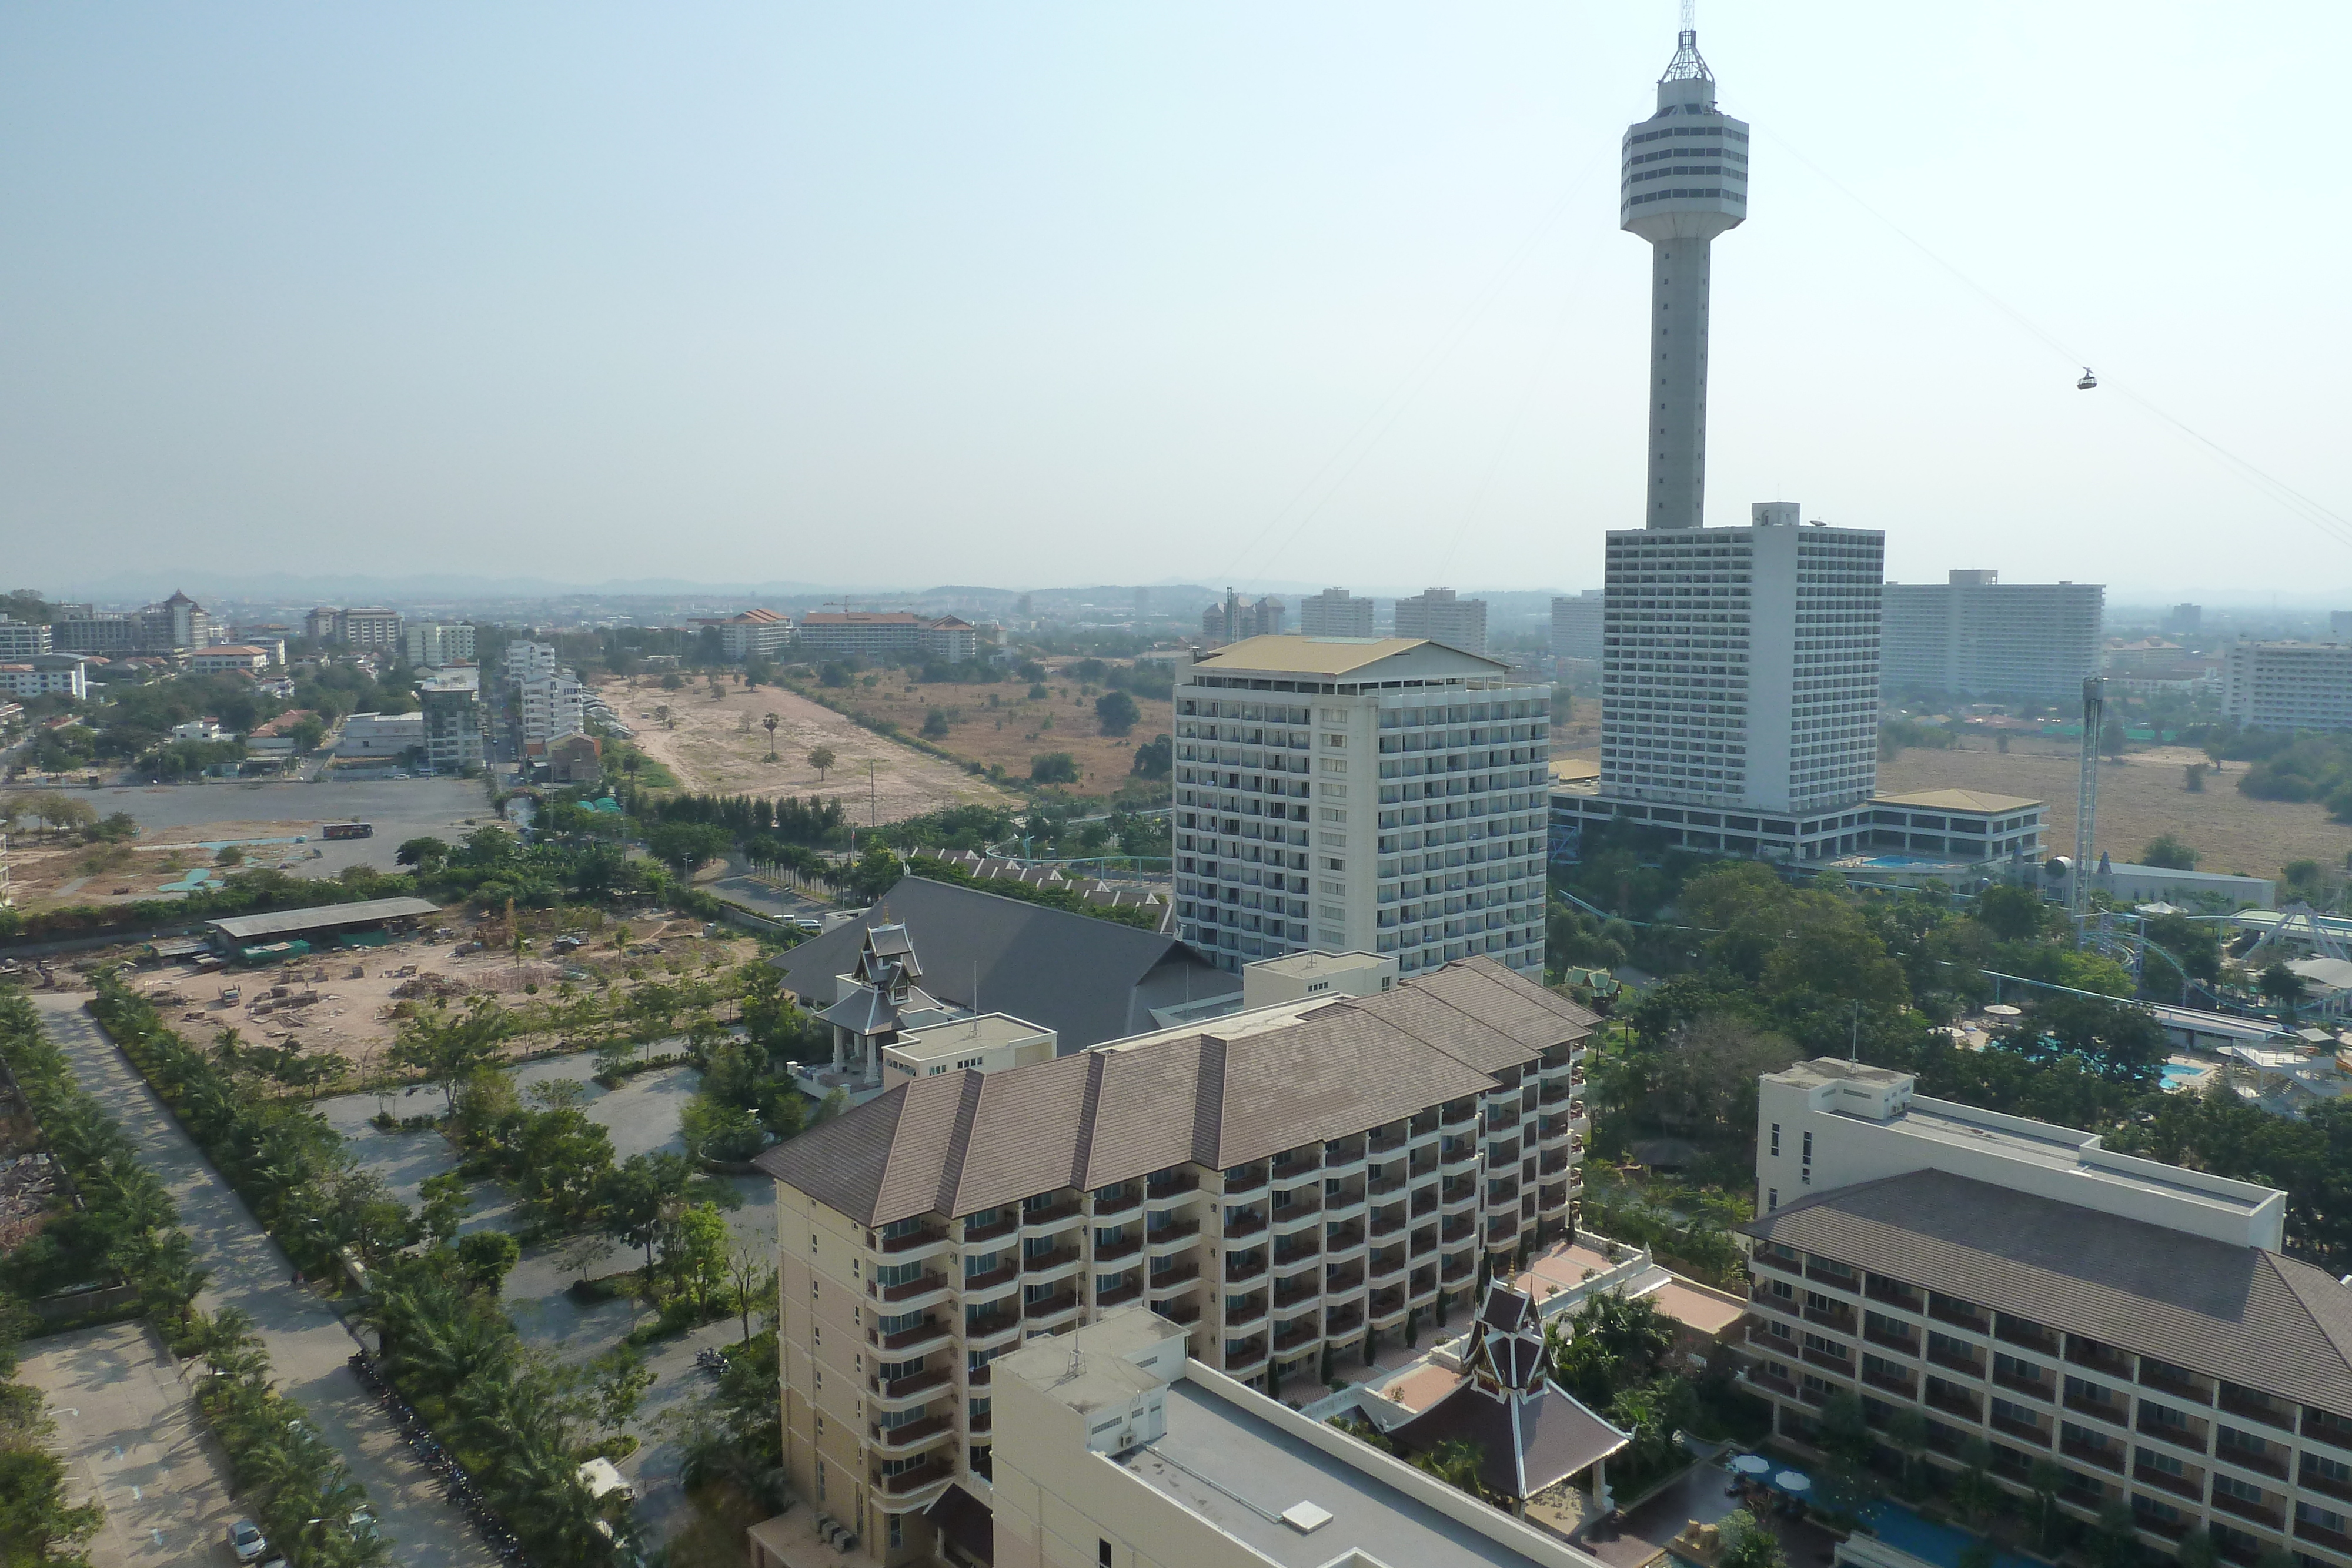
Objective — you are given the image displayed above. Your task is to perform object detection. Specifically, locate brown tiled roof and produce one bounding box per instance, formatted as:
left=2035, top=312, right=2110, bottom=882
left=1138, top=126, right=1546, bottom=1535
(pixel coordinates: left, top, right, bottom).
left=757, top=958, right=1586, bottom=1226
left=1748, top=1169, right=2352, bottom=1413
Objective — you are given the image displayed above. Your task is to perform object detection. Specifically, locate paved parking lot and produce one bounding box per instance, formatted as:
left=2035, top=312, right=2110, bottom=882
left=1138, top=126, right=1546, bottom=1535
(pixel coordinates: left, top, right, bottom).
left=15, top=1320, right=239, bottom=1568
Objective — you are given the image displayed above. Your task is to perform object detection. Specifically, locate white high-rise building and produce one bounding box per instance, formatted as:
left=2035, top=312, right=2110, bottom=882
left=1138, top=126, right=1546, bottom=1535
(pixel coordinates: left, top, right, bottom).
left=1390, top=588, right=1488, bottom=656
left=1880, top=571, right=2103, bottom=701
left=1171, top=637, right=1552, bottom=977
left=1558, top=503, right=1883, bottom=862
left=1622, top=25, right=1749, bottom=530
left=1551, top=591, right=1603, bottom=662
left=2224, top=641, right=2352, bottom=733
left=502, top=641, right=558, bottom=685
left=1298, top=587, right=1375, bottom=638
left=403, top=622, right=477, bottom=668
left=520, top=672, right=585, bottom=744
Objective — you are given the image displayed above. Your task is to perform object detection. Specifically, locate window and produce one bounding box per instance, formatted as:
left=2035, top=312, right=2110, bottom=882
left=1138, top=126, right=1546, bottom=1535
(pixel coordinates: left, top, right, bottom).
left=2215, top=1474, right=2266, bottom=1504
left=1100, top=1540, right=1115, bottom=1568
left=1770, top=1123, right=1780, bottom=1156
left=1768, top=1188, right=1778, bottom=1212
left=889, top=1515, right=905, bottom=1549
left=1801, top=1130, right=1812, bottom=1164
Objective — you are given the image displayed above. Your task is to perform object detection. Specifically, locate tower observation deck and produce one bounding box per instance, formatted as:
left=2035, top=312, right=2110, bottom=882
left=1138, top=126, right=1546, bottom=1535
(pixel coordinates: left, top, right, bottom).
left=1622, top=28, right=1750, bottom=529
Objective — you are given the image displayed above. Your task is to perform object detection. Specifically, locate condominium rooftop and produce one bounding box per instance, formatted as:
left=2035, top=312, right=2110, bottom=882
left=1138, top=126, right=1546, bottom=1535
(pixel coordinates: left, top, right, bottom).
left=757, top=957, right=1596, bottom=1227
left=1869, top=787, right=2041, bottom=814
left=1187, top=636, right=1509, bottom=679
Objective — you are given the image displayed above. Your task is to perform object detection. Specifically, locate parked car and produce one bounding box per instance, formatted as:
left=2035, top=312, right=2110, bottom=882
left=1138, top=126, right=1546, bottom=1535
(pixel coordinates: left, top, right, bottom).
left=229, top=1519, right=268, bottom=1562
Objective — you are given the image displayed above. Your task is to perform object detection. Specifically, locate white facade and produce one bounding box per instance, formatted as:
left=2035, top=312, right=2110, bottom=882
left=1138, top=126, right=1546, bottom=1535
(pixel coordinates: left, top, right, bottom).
left=1753, top=1058, right=2286, bottom=1249
left=1298, top=587, right=1375, bottom=638
left=1595, top=504, right=1881, bottom=832
left=502, top=641, right=559, bottom=686
left=187, top=645, right=270, bottom=674
left=335, top=711, right=425, bottom=758
left=1881, top=571, right=2104, bottom=701
left=520, top=672, right=585, bottom=744
left=1171, top=637, right=1551, bottom=977
left=0, top=658, right=87, bottom=700
left=2224, top=641, right=2352, bottom=733
left=0, top=617, right=51, bottom=660
left=1551, top=591, right=1603, bottom=662
left=1391, top=588, right=1489, bottom=657
left=1622, top=28, right=1749, bottom=530
left=403, top=623, right=477, bottom=667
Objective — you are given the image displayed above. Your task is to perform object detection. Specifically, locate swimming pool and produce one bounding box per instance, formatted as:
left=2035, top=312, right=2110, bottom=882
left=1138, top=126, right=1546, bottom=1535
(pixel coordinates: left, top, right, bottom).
left=1862, top=1501, right=2042, bottom=1568
left=2161, top=1064, right=2209, bottom=1091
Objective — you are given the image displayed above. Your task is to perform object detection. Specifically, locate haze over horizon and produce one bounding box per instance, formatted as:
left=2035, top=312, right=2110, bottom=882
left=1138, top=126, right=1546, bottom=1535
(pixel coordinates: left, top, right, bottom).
left=4, top=2, right=2346, bottom=598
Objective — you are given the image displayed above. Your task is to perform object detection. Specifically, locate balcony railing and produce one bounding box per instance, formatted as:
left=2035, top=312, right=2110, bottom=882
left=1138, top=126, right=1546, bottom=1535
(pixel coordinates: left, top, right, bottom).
left=1225, top=1213, right=1268, bottom=1240
left=963, top=1310, right=1019, bottom=1343
left=1021, top=1290, right=1078, bottom=1322
left=1992, top=1367, right=2052, bottom=1402
left=1222, top=1167, right=1268, bottom=1195
left=961, top=1263, right=1018, bottom=1295
left=1865, top=1324, right=1920, bottom=1356
left=1272, top=1321, right=1319, bottom=1354
left=871, top=1367, right=954, bottom=1403
left=1097, top=1281, right=1143, bottom=1310
left=2139, top=1362, right=2211, bottom=1406
left=1272, top=1278, right=1319, bottom=1310
left=1926, top=1343, right=1983, bottom=1378
left=2137, top=1414, right=2208, bottom=1455
left=1157, top=1299, right=1202, bottom=1326
left=2220, top=1385, right=2297, bottom=1433
left=1148, top=1221, right=1202, bottom=1251
left=1325, top=1305, right=1365, bottom=1339
left=2209, top=1489, right=2286, bottom=1532
left=2216, top=1442, right=2288, bottom=1482
left=1863, top=1278, right=1922, bottom=1313
left=1925, top=1383, right=1981, bottom=1422
left=2296, top=1519, right=2352, bottom=1556
left=2303, top=1464, right=2352, bottom=1503
left=2067, top=1340, right=2134, bottom=1380
left=1094, top=1236, right=1144, bottom=1265
left=2133, top=1463, right=2202, bottom=1502
left=963, top=1212, right=1018, bottom=1245
left=2306, top=1412, right=2352, bottom=1452
left=1927, top=1299, right=1991, bottom=1335
left=2062, top=1436, right=2124, bottom=1473
left=1862, top=1366, right=1916, bottom=1399
left=1022, top=1245, right=1080, bottom=1273
left=873, top=1460, right=954, bottom=1498
left=1226, top=1298, right=1268, bottom=1329
left=881, top=1225, right=949, bottom=1255
left=1019, top=1201, right=1081, bottom=1231
left=1991, top=1412, right=2050, bottom=1447
left=1093, top=1189, right=1142, bottom=1218
left=1146, top=1175, right=1201, bottom=1203
left=873, top=1271, right=949, bottom=1304
left=1806, top=1305, right=1859, bottom=1336
left=1223, top=1256, right=1266, bottom=1285
left=2064, top=1392, right=2130, bottom=1427
left=872, top=1318, right=950, bottom=1353
left=871, top=1413, right=955, bottom=1453
left=1804, top=1264, right=1859, bottom=1294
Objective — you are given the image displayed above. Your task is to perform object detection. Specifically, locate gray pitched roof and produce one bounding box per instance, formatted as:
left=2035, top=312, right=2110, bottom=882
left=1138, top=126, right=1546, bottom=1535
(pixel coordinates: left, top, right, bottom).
left=773, top=876, right=1228, bottom=1049
left=1749, top=1168, right=2352, bottom=1414
left=757, top=958, right=1590, bottom=1226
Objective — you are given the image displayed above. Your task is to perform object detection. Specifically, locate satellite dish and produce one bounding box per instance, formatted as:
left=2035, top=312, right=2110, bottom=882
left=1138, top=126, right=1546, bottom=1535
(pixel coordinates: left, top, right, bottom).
left=2077, top=368, right=2099, bottom=390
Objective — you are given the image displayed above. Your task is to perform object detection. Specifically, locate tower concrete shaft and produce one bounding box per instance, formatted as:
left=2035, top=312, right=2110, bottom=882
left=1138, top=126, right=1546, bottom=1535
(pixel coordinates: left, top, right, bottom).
left=1621, top=29, right=1749, bottom=529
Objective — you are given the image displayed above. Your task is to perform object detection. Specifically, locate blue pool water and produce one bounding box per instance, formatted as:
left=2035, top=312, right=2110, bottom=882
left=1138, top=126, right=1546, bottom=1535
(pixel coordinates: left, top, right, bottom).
left=1862, top=1502, right=2042, bottom=1568
left=2161, top=1064, right=2207, bottom=1090
left=1850, top=855, right=1960, bottom=870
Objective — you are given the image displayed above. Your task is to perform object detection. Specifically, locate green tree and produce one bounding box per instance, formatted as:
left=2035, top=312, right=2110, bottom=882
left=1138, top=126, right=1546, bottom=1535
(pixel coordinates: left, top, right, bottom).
left=667, top=1202, right=731, bottom=1311
left=1972, top=883, right=2047, bottom=941
left=921, top=708, right=951, bottom=740
left=2090, top=1500, right=2143, bottom=1568
left=395, top=835, right=450, bottom=868
left=2260, top=963, right=2309, bottom=1021
left=1094, top=690, right=1140, bottom=736
left=1030, top=751, right=1079, bottom=784
left=1409, top=1437, right=1486, bottom=1500
left=1718, top=1509, right=1787, bottom=1568
left=392, top=997, right=519, bottom=1114
left=456, top=1230, right=522, bottom=1293
left=592, top=1346, right=656, bottom=1432
left=418, top=1172, right=473, bottom=1245
left=806, top=745, right=836, bottom=780
left=2142, top=833, right=2199, bottom=871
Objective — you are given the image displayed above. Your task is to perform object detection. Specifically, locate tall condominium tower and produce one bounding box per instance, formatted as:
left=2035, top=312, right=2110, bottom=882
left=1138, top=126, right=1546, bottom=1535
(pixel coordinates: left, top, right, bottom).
left=1622, top=25, right=1750, bottom=529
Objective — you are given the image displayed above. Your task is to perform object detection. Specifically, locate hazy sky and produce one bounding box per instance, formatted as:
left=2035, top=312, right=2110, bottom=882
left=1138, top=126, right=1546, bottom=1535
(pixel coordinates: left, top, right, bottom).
left=4, top=2, right=2347, bottom=599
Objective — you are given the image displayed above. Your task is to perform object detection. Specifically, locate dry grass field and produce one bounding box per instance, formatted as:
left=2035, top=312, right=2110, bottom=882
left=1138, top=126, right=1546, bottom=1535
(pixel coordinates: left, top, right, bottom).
left=1877, top=743, right=2350, bottom=881
left=790, top=658, right=1174, bottom=798
left=1549, top=738, right=2348, bottom=881
left=603, top=676, right=1013, bottom=821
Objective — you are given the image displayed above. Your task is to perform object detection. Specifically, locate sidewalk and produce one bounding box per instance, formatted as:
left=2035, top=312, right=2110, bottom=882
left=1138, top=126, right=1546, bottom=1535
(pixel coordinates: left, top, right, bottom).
left=33, top=992, right=495, bottom=1567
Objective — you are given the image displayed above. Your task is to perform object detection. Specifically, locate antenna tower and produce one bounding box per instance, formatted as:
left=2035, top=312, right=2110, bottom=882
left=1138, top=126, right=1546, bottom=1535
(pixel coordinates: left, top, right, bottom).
left=2074, top=676, right=2104, bottom=928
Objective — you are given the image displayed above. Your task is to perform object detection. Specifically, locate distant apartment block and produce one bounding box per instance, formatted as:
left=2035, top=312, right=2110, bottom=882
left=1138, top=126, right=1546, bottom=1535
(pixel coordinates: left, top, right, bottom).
left=0, top=616, right=52, bottom=660
left=417, top=667, right=485, bottom=774
left=0, top=656, right=89, bottom=701
left=403, top=623, right=477, bottom=667
left=1740, top=1058, right=2352, bottom=1568
left=2224, top=642, right=2352, bottom=734
left=186, top=645, right=272, bottom=675
left=1881, top=571, right=2103, bottom=701
left=758, top=954, right=1592, bottom=1563
left=2334, top=613, right=2352, bottom=638
left=502, top=640, right=559, bottom=686
left=52, top=591, right=213, bottom=656
left=799, top=611, right=978, bottom=664
left=696, top=608, right=794, bottom=662
left=520, top=672, right=586, bottom=745
left=1172, top=636, right=1551, bottom=977
left=1551, top=591, right=1603, bottom=663
left=1392, top=588, right=1488, bottom=657
left=1298, top=588, right=1375, bottom=638
left=1198, top=590, right=1285, bottom=649
left=2168, top=604, right=2204, bottom=634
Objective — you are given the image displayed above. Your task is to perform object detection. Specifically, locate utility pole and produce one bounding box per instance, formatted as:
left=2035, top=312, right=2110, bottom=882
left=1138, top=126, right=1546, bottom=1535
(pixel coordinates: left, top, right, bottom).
left=2074, top=674, right=2105, bottom=934
left=868, top=758, right=877, bottom=827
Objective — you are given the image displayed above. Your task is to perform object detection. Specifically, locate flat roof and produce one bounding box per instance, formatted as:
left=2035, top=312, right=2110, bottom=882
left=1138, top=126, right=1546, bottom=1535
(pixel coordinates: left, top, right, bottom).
left=1248, top=951, right=1390, bottom=981
left=1872, top=788, right=2043, bottom=814
left=890, top=1012, right=1053, bottom=1061
left=1548, top=758, right=1601, bottom=784
left=208, top=897, right=440, bottom=941
left=1118, top=1380, right=1568, bottom=1568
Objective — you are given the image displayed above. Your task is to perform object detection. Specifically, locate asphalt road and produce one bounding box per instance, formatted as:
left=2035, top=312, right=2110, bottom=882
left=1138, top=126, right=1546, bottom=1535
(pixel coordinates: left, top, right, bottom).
left=32, top=992, right=496, bottom=1567
left=4, top=777, right=495, bottom=877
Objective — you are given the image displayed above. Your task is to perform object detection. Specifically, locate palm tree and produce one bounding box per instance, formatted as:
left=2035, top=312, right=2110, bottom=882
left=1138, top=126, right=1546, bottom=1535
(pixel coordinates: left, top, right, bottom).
left=1411, top=1438, right=1487, bottom=1501
left=1884, top=1406, right=1930, bottom=1495
left=2027, top=1457, right=2066, bottom=1550
left=763, top=713, right=779, bottom=760
left=2259, top=963, right=2308, bottom=1022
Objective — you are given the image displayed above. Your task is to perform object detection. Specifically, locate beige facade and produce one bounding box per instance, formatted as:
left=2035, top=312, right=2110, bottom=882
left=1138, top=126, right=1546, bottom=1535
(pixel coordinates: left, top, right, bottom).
left=763, top=958, right=1594, bottom=1564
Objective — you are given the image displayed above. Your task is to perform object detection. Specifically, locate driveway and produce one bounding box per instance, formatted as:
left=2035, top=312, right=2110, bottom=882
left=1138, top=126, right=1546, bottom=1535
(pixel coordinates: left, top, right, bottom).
left=15, top=1319, right=239, bottom=1568
left=32, top=992, right=495, bottom=1567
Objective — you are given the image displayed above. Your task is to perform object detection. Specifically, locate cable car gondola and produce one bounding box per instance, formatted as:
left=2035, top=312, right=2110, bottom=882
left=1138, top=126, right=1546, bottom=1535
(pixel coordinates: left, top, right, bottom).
left=2077, top=367, right=2098, bottom=390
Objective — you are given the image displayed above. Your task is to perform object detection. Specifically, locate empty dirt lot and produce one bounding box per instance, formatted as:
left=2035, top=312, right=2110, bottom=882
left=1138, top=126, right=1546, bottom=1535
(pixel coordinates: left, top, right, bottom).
left=603, top=677, right=1011, bottom=820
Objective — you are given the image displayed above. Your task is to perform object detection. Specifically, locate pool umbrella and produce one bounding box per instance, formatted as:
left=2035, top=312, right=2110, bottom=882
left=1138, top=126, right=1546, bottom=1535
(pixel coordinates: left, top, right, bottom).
left=1732, top=1455, right=1771, bottom=1476
left=1776, top=1470, right=1813, bottom=1495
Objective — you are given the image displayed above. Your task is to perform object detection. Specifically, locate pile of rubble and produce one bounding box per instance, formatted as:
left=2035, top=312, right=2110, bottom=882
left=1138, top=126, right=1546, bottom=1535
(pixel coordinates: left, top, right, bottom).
left=390, top=971, right=472, bottom=1002
left=0, top=1151, right=64, bottom=1252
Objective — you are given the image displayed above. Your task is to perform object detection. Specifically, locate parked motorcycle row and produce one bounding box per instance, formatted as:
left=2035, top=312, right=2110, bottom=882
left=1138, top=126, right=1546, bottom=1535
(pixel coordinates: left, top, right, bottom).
left=349, top=1352, right=531, bottom=1564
